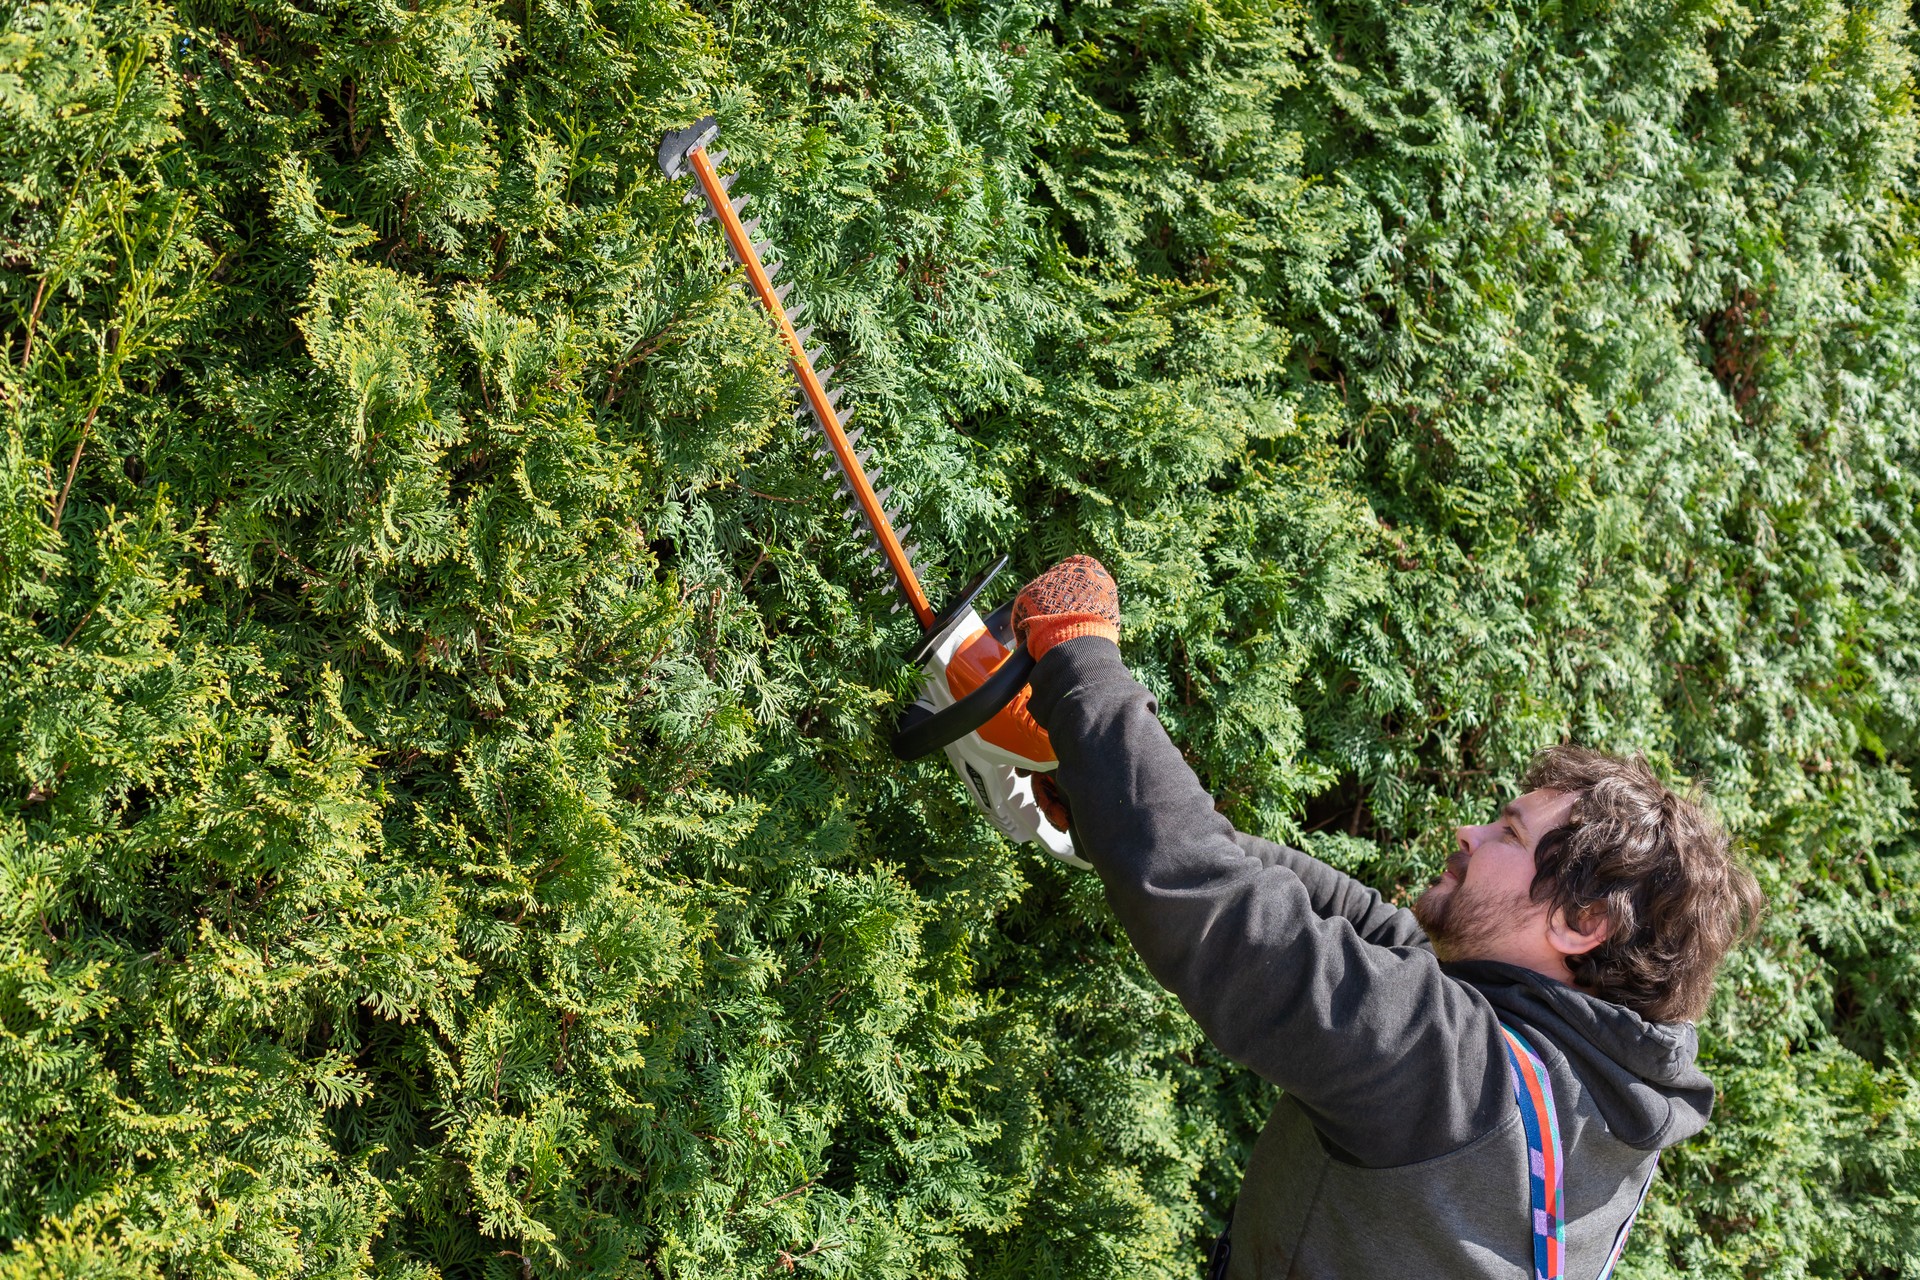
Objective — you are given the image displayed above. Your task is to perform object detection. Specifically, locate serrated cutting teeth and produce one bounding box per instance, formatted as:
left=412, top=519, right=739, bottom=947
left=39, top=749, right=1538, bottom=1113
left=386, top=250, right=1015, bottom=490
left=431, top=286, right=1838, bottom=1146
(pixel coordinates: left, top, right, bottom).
left=661, top=119, right=933, bottom=627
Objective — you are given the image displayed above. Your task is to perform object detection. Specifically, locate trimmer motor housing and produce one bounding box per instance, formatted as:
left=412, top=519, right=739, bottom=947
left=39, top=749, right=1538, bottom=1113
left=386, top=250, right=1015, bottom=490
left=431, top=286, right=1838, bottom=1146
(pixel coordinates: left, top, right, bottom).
left=890, top=560, right=1082, bottom=867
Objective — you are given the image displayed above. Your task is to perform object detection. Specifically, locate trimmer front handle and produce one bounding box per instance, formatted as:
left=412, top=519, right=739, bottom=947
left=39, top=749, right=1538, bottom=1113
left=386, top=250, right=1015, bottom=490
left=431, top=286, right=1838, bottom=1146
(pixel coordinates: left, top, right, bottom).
left=892, top=638, right=1033, bottom=760
left=891, top=557, right=1034, bottom=760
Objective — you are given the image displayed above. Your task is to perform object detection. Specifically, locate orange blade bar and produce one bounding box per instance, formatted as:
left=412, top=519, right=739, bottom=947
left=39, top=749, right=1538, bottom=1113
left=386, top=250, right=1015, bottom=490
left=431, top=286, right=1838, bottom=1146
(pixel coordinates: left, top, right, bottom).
left=687, top=146, right=935, bottom=631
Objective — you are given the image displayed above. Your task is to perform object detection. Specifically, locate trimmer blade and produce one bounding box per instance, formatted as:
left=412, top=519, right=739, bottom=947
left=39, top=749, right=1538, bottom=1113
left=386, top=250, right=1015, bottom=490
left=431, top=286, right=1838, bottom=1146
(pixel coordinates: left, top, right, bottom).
left=660, top=121, right=935, bottom=630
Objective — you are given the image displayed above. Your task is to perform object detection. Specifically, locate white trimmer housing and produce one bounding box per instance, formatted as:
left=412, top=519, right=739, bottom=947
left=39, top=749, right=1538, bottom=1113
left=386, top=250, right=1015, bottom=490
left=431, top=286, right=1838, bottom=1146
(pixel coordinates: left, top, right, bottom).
left=911, top=608, right=1088, bottom=870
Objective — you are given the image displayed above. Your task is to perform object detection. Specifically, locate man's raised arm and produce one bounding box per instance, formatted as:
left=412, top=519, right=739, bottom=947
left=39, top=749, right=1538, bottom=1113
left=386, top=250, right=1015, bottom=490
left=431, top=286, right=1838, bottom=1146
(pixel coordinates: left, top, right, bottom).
left=1027, top=631, right=1508, bottom=1168
left=1229, top=831, right=1431, bottom=951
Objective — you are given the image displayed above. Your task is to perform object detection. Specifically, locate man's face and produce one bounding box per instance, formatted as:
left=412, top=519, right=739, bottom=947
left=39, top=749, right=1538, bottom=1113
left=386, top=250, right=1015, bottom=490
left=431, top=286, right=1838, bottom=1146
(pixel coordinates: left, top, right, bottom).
left=1413, top=788, right=1579, bottom=965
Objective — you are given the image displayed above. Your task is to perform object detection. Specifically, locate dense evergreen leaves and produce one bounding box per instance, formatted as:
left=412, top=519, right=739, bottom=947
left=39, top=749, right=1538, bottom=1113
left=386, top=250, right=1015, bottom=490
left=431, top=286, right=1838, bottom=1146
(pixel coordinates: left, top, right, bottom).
left=3, top=0, right=1916, bottom=1275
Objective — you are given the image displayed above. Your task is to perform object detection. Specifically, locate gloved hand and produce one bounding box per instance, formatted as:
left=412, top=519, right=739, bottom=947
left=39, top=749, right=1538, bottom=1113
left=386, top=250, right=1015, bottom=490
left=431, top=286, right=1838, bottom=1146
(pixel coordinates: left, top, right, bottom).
left=1031, top=772, right=1073, bottom=832
left=1010, top=554, right=1120, bottom=661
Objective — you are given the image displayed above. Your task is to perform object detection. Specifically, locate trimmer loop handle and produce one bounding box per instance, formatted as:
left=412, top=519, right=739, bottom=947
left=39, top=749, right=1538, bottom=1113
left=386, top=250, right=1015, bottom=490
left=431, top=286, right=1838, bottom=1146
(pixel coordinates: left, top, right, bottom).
left=891, top=644, right=1033, bottom=760
left=890, top=556, right=1031, bottom=760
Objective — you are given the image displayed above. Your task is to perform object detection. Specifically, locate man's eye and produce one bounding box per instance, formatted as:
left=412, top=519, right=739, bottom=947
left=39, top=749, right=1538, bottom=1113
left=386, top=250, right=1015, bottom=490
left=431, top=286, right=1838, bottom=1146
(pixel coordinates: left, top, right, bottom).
left=1504, top=825, right=1520, bottom=842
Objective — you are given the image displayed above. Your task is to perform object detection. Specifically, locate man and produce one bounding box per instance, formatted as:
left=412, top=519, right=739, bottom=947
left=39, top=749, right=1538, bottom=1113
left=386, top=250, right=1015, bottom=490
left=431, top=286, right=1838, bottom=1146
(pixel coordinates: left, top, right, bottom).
left=1008, top=556, right=1765, bottom=1278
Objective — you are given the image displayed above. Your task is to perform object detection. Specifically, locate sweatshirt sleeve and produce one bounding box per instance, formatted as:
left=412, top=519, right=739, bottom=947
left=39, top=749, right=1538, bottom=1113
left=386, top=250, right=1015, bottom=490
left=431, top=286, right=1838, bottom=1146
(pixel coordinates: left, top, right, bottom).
left=1027, top=636, right=1512, bottom=1168
left=1228, top=832, right=1432, bottom=951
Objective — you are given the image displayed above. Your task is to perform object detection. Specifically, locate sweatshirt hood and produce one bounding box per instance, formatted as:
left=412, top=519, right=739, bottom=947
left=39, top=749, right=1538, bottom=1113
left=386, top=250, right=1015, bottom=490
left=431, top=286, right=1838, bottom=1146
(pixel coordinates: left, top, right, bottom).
left=1444, top=959, right=1714, bottom=1151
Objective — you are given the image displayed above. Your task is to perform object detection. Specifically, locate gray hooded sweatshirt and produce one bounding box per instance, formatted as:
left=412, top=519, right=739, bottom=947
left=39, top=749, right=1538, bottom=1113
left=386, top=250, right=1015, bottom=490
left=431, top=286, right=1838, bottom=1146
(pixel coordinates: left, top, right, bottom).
left=1026, top=637, right=1713, bottom=1279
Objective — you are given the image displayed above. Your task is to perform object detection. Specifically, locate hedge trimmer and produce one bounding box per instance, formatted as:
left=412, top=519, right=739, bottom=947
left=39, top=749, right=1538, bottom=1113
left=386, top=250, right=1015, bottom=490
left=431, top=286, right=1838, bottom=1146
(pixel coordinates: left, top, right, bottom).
left=657, top=117, right=1080, bottom=866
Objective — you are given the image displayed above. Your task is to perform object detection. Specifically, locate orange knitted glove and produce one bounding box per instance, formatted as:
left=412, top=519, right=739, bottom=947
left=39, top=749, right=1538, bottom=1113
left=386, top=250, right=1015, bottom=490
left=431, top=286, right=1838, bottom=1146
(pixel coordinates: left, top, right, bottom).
left=1031, top=772, right=1072, bottom=831
left=1010, top=555, right=1120, bottom=660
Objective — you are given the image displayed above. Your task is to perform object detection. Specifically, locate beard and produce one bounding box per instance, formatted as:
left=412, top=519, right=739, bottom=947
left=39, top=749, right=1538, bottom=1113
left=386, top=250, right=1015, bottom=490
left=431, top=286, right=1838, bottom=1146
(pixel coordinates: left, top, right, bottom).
left=1413, top=870, right=1527, bottom=963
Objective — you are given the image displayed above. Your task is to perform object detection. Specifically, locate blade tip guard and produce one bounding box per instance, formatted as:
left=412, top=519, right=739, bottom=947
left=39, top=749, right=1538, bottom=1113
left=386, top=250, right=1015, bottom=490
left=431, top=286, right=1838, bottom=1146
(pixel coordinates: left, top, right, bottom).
left=658, top=115, right=720, bottom=179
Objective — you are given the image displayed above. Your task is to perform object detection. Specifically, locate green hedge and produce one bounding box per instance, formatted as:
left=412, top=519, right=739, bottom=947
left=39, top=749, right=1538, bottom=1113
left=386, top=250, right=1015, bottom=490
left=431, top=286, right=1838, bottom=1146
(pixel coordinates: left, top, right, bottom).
left=3, top=0, right=1917, bottom=1275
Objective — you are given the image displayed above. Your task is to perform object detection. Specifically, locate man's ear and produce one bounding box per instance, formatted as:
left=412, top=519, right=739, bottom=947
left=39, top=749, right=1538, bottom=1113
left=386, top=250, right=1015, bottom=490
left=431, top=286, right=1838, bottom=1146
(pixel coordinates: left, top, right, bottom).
left=1546, top=903, right=1610, bottom=958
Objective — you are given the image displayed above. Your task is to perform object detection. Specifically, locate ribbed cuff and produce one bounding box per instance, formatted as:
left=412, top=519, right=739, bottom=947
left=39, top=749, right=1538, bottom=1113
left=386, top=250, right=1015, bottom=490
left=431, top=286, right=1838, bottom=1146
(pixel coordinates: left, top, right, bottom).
left=1024, top=612, right=1121, bottom=660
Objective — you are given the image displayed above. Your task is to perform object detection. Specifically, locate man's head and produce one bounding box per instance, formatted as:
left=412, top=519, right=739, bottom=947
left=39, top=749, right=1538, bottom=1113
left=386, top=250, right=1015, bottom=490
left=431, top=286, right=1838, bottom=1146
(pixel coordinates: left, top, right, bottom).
left=1412, top=745, right=1763, bottom=1023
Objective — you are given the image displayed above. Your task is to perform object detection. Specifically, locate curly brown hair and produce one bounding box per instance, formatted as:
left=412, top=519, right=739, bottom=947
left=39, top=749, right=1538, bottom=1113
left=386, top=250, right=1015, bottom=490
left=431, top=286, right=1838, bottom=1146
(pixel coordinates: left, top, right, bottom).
left=1522, top=746, right=1765, bottom=1023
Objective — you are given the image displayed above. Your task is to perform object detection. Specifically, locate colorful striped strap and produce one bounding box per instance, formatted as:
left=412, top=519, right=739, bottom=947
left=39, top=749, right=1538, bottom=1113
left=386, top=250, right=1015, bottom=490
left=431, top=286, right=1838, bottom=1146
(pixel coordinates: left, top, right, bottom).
left=1501, top=1022, right=1658, bottom=1280
left=1501, top=1023, right=1566, bottom=1280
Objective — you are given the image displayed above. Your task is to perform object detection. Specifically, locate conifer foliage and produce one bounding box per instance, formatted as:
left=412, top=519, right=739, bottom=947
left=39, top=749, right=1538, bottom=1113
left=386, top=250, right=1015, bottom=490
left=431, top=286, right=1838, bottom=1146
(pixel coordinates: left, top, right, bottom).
left=3, top=0, right=1917, bottom=1274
